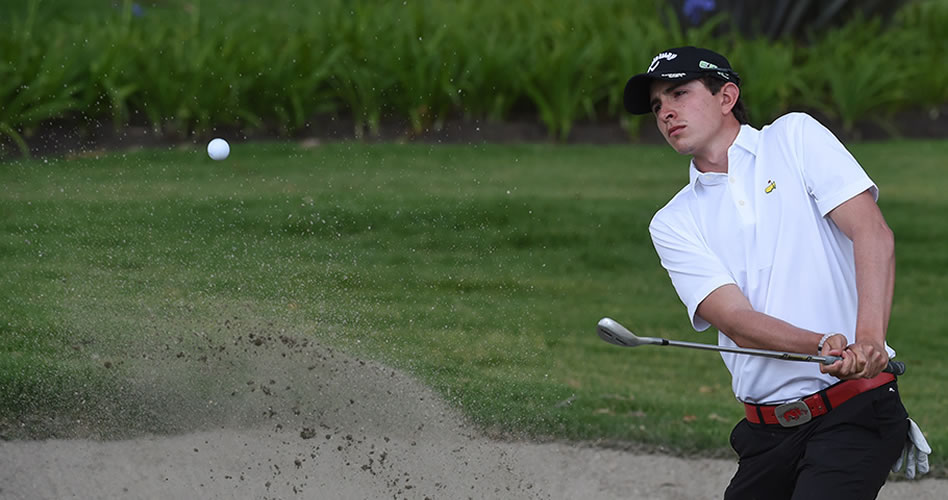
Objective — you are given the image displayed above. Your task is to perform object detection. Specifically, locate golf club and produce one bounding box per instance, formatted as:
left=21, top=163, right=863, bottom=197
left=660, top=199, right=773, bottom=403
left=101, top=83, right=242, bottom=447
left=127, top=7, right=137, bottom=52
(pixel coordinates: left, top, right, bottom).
left=597, top=317, right=906, bottom=375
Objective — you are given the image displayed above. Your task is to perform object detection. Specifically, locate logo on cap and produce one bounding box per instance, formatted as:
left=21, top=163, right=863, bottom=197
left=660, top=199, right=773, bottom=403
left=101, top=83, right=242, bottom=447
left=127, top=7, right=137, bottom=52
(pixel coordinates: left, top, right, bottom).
left=699, top=60, right=719, bottom=70
left=648, top=52, right=678, bottom=73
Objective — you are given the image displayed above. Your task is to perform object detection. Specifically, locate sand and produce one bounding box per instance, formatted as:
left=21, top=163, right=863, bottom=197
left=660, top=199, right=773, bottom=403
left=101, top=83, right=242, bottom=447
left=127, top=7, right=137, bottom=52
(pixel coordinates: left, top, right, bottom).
left=1, top=332, right=943, bottom=499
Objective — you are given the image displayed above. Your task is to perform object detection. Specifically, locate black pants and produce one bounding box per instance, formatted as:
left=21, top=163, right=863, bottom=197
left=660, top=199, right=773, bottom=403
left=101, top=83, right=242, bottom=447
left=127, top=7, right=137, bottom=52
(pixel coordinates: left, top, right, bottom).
left=724, top=381, right=908, bottom=500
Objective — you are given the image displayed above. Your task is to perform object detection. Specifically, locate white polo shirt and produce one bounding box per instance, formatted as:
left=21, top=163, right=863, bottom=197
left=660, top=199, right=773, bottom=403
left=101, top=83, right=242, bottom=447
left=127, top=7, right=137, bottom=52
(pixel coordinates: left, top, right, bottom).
left=648, top=112, right=896, bottom=404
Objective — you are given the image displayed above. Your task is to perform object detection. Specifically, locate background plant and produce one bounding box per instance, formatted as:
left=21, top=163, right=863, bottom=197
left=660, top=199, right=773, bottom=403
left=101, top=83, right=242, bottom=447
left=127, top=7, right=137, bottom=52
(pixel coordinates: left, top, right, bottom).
left=797, top=16, right=916, bottom=134
left=893, top=0, right=948, bottom=112
left=723, top=38, right=801, bottom=127
left=0, top=1, right=88, bottom=156
left=0, top=0, right=946, bottom=157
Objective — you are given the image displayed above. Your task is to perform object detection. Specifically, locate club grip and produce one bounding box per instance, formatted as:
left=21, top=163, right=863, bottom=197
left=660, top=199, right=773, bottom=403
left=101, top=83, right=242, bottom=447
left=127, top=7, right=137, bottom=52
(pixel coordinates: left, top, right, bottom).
left=885, top=360, right=906, bottom=376
left=822, top=356, right=906, bottom=375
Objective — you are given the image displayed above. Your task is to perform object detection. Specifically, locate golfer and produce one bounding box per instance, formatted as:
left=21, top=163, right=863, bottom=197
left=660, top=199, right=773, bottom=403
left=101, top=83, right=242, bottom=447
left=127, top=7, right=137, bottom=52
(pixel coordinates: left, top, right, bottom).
left=623, top=46, right=930, bottom=499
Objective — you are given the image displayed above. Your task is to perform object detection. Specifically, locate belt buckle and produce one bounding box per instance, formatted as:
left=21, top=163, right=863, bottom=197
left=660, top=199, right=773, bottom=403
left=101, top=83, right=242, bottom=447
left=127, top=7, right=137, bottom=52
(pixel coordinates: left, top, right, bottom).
left=774, top=400, right=811, bottom=427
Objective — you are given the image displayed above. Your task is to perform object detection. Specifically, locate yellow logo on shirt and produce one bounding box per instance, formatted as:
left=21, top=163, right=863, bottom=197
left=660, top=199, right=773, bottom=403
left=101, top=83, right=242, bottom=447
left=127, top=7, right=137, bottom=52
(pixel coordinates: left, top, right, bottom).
left=765, top=180, right=776, bottom=194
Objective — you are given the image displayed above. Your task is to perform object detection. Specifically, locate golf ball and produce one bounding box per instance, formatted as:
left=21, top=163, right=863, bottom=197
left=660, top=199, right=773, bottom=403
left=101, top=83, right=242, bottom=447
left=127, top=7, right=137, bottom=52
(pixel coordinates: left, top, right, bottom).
left=207, top=138, right=230, bottom=160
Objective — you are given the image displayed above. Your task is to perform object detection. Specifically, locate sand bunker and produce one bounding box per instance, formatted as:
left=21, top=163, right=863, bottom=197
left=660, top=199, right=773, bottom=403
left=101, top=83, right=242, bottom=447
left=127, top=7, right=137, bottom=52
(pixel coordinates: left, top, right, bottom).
left=1, top=325, right=943, bottom=499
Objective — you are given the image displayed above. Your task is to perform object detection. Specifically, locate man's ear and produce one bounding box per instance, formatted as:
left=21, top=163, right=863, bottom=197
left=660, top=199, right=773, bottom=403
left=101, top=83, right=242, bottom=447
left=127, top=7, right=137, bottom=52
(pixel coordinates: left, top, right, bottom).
left=720, top=82, right=740, bottom=115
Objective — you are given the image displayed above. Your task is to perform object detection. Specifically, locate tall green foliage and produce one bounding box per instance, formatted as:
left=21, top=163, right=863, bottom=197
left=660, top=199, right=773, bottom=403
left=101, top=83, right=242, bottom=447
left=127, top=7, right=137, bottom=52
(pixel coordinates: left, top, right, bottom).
left=0, top=0, right=87, bottom=156
left=725, top=39, right=801, bottom=127
left=799, top=16, right=914, bottom=133
left=1, top=0, right=946, bottom=155
left=894, top=0, right=948, bottom=109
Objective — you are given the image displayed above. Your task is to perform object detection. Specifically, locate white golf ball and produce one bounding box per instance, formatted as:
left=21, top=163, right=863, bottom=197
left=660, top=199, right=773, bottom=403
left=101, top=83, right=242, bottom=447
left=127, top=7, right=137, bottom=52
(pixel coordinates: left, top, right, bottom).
left=207, top=138, right=230, bottom=160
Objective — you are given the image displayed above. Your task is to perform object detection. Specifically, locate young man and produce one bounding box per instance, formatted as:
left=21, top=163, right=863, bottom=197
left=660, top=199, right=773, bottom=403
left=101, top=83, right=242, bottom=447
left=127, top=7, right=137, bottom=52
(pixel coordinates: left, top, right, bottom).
left=623, top=46, right=930, bottom=499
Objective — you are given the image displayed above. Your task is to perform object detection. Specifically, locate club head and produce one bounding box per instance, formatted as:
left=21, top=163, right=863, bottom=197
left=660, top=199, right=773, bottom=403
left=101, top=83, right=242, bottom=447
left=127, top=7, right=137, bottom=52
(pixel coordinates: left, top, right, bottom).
left=597, top=317, right=651, bottom=347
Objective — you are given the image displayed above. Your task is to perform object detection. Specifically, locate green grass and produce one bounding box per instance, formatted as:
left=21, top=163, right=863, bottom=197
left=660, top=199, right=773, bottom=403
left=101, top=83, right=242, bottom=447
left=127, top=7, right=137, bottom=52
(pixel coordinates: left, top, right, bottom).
left=1, top=141, right=946, bottom=466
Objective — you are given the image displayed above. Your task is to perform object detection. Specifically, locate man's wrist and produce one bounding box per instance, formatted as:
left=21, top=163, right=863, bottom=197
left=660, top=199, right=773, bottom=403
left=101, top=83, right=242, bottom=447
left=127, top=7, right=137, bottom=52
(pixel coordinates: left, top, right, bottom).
left=853, top=327, right=887, bottom=344
left=817, top=333, right=833, bottom=354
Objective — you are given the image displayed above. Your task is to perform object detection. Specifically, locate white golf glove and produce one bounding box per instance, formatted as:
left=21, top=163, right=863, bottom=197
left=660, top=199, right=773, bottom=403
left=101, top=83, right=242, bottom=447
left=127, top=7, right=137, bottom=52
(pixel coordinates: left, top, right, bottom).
left=891, top=418, right=931, bottom=479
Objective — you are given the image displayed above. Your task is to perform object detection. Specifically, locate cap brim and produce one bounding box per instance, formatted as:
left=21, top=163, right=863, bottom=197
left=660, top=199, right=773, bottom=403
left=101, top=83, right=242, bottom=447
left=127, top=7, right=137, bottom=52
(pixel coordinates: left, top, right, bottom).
left=623, top=73, right=657, bottom=115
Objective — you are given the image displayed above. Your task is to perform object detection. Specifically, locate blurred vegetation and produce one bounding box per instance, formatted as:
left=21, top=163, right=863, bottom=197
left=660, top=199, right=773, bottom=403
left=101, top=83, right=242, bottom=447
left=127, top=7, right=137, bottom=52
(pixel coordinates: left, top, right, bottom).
left=1, top=0, right=947, bottom=156
left=667, top=0, right=910, bottom=40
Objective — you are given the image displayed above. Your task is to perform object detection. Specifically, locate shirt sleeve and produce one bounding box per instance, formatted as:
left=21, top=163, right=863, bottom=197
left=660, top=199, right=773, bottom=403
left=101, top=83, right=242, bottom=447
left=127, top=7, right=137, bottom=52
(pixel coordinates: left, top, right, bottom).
left=797, top=114, right=878, bottom=216
left=649, top=209, right=736, bottom=331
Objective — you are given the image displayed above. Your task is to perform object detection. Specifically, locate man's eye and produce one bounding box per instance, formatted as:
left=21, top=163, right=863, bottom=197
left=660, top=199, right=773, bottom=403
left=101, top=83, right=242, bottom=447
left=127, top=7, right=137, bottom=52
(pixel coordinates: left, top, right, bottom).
left=674, top=90, right=686, bottom=97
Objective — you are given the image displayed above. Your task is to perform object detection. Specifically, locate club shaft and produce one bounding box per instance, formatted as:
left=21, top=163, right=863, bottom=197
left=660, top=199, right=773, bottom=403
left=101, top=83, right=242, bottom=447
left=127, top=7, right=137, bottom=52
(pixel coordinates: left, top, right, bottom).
left=660, top=338, right=836, bottom=363
left=597, top=318, right=905, bottom=375
left=658, top=338, right=904, bottom=375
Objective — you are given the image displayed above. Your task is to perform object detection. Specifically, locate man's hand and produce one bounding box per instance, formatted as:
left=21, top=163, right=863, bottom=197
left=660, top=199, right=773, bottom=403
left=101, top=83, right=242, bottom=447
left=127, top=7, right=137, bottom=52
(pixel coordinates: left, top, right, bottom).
left=818, top=334, right=861, bottom=379
left=844, top=341, right=889, bottom=378
left=819, top=334, right=856, bottom=378
left=820, top=334, right=889, bottom=379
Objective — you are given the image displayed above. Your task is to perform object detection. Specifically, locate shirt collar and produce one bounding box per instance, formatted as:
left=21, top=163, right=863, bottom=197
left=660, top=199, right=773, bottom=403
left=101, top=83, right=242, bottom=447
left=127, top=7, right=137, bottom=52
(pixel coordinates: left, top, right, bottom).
left=687, top=124, right=760, bottom=192
left=731, top=123, right=760, bottom=157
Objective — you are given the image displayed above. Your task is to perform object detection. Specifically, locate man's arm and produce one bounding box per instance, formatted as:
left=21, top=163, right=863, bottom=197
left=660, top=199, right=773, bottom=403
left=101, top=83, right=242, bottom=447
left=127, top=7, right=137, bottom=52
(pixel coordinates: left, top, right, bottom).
left=825, top=189, right=894, bottom=378
left=696, top=284, right=864, bottom=379
left=695, top=189, right=892, bottom=379
left=696, top=284, right=821, bottom=352
left=695, top=284, right=857, bottom=378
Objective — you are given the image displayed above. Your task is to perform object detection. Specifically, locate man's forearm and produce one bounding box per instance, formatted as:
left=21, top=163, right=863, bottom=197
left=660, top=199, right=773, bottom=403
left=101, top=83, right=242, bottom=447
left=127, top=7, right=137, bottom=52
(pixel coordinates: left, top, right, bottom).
left=826, top=191, right=896, bottom=348
left=697, top=286, right=867, bottom=379
left=697, top=284, right=825, bottom=354
left=718, top=308, right=824, bottom=354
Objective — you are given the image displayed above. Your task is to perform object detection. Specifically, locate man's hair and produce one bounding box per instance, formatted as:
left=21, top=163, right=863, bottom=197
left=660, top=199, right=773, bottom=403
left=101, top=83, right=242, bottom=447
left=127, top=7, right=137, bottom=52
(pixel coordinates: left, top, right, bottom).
left=700, top=75, right=749, bottom=125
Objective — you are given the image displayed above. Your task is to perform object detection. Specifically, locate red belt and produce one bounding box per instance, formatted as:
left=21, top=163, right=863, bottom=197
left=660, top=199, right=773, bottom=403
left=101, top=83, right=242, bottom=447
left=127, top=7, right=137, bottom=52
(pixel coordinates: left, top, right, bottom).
left=744, top=372, right=895, bottom=427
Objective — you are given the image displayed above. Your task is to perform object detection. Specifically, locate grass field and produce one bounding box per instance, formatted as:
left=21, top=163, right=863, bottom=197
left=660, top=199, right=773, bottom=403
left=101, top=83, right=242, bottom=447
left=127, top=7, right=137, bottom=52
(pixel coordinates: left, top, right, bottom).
left=1, top=140, right=946, bottom=467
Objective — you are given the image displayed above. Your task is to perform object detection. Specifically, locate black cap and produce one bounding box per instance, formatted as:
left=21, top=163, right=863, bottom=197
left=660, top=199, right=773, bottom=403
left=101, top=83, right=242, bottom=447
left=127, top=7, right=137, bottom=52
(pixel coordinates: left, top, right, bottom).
left=624, top=46, right=740, bottom=115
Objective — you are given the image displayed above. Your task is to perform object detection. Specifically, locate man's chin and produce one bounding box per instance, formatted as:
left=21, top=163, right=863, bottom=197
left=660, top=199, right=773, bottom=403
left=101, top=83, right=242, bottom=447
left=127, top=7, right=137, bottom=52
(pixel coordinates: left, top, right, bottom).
left=668, top=140, right=693, bottom=155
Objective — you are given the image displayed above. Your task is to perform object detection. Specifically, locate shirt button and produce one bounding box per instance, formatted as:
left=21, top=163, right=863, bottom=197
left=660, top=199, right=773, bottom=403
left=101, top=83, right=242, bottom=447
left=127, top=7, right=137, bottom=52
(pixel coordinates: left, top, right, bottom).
left=739, top=200, right=745, bottom=206
left=729, top=178, right=736, bottom=184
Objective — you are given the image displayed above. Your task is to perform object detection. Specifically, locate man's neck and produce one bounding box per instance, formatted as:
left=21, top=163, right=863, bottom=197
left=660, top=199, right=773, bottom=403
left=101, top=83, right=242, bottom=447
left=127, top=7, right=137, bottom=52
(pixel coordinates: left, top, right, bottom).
left=692, top=120, right=742, bottom=174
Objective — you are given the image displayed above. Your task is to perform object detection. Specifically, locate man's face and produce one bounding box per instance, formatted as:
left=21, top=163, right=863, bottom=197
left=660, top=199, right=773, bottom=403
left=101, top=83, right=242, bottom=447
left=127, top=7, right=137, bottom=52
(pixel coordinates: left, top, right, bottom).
left=649, top=79, right=727, bottom=156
